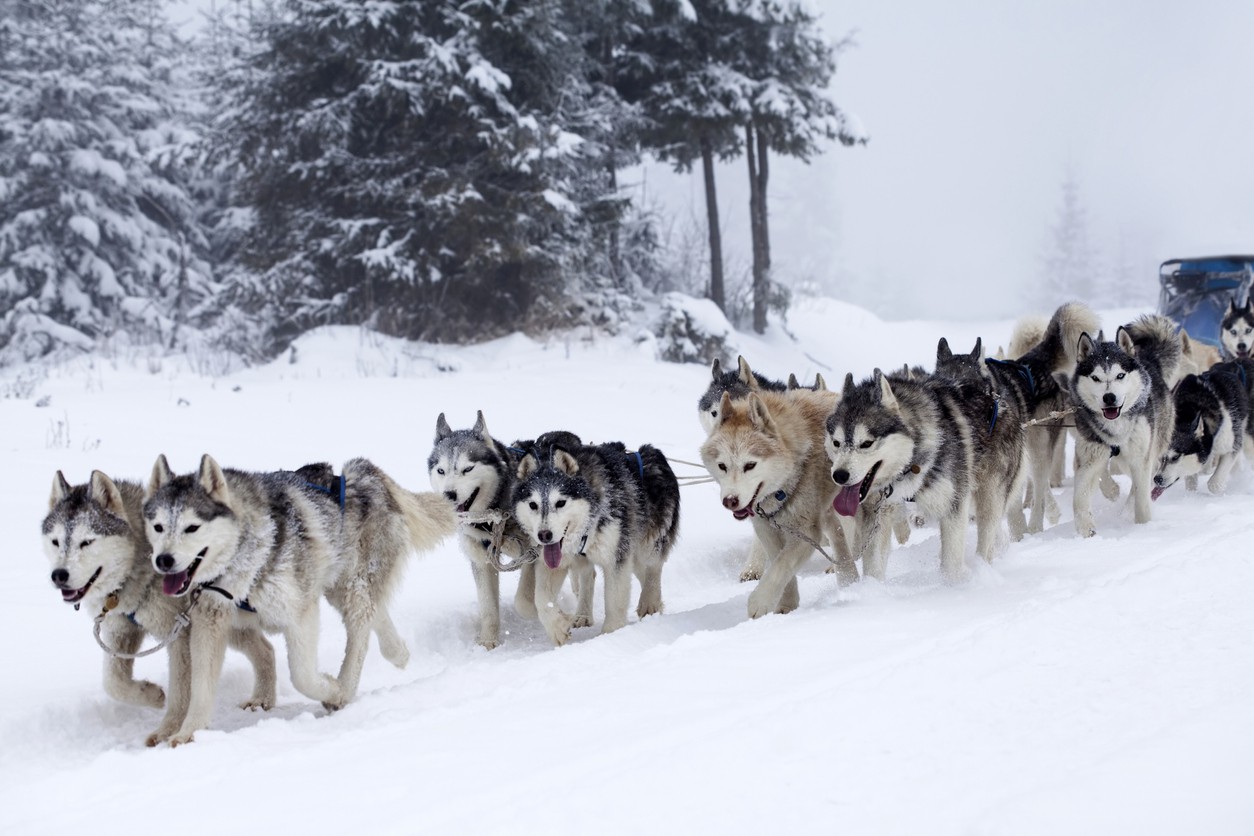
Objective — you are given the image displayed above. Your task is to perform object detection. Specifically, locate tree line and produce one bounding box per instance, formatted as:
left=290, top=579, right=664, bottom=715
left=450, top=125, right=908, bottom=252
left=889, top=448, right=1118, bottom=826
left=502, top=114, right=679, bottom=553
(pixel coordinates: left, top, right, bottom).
left=0, top=0, right=863, bottom=365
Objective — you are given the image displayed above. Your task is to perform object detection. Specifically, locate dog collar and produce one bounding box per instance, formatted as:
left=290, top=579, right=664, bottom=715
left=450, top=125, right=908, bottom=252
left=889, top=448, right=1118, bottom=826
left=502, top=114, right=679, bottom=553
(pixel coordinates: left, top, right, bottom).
left=196, top=583, right=257, bottom=614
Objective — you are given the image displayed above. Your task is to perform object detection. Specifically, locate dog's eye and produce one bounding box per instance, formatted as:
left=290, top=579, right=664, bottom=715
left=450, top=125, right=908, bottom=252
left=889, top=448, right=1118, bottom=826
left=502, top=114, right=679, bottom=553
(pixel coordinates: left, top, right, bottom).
left=528, top=501, right=538, bottom=511
left=859, top=440, right=873, bottom=449
left=743, top=462, right=756, bottom=472
left=461, top=466, right=473, bottom=475
left=80, top=539, right=93, bottom=549
left=51, top=538, right=59, bottom=547
left=185, top=524, right=199, bottom=534
left=718, top=463, right=727, bottom=472
left=153, top=523, right=164, bottom=533
left=555, top=499, right=566, bottom=508
left=436, top=468, right=445, bottom=476
left=710, top=410, right=718, bottom=420
left=830, top=438, right=841, bottom=448
left=1091, top=374, right=1101, bottom=383
left=1116, top=373, right=1125, bottom=380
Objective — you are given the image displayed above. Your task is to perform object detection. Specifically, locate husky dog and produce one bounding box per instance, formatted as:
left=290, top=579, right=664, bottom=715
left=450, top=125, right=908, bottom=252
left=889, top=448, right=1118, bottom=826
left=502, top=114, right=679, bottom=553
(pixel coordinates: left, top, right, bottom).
left=702, top=385, right=855, bottom=617
left=428, top=412, right=545, bottom=649
left=1175, top=330, right=1222, bottom=384
left=143, top=454, right=454, bottom=746
left=512, top=441, right=679, bottom=646
left=1220, top=297, right=1253, bottom=360
left=43, top=471, right=276, bottom=717
left=826, top=370, right=979, bottom=582
left=1154, top=361, right=1252, bottom=497
left=787, top=372, right=828, bottom=391
left=1069, top=315, right=1180, bottom=537
left=697, top=356, right=788, bottom=435
left=987, top=302, right=1100, bottom=532
left=933, top=336, right=1028, bottom=556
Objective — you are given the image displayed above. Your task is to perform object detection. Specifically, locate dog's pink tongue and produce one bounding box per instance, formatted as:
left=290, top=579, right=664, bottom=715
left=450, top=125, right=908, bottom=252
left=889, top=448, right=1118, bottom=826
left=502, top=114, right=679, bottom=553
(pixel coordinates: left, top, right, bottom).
left=1151, top=486, right=1165, bottom=502
left=542, top=542, right=562, bottom=569
left=162, top=570, right=188, bottom=596
left=1102, top=406, right=1120, bottom=420
left=833, top=485, right=861, bottom=517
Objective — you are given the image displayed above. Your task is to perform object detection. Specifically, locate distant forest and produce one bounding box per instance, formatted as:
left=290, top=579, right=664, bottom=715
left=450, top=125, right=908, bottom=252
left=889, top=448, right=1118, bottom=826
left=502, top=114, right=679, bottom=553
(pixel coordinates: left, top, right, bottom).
left=0, top=0, right=863, bottom=365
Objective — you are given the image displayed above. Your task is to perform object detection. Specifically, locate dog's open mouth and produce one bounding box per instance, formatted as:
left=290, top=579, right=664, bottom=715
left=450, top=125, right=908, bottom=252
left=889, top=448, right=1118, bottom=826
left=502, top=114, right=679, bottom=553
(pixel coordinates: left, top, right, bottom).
left=59, top=566, right=102, bottom=604
left=833, top=461, right=882, bottom=517
left=1102, top=405, right=1122, bottom=420
left=542, top=539, right=563, bottom=569
left=1151, top=482, right=1171, bottom=501
left=455, top=487, right=480, bottom=514
left=161, top=554, right=203, bottom=597
left=732, top=483, right=763, bottom=520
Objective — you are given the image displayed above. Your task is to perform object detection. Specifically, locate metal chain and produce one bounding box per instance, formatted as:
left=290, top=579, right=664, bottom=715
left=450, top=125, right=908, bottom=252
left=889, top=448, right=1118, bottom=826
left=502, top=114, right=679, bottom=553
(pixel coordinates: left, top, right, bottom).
left=457, top=509, right=536, bottom=573
left=93, top=605, right=192, bottom=660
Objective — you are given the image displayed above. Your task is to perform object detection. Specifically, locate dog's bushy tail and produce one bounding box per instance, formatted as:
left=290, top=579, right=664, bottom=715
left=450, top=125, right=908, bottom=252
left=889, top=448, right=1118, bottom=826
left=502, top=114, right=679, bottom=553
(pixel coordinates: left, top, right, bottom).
left=343, top=458, right=456, bottom=555
left=1124, top=313, right=1183, bottom=385
left=1042, top=301, right=1101, bottom=373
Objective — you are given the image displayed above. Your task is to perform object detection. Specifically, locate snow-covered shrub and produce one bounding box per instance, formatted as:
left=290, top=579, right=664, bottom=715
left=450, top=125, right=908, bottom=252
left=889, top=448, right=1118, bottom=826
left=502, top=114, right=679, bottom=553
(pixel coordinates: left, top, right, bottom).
left=654, top=292, right=737, bottom=365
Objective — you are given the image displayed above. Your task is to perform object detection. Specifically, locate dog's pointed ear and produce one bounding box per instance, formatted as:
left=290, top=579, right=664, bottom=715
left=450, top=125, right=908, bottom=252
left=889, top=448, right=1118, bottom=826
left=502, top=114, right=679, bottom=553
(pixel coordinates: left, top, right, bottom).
left=874, top=369, right=899, bottom=412
left=972, top=336, right=983, bottom=360
left=197, top=454, right=230, bottom=505
left=995, top=345, right=1006, bottom=361
left=937, top=337, right=952, bottom=362
left=435, top=413, right=453, bottom=442
left=787, top=373, right=800, bottom=390
left=553, top=449, right=580, bottom=476
left=1116, top=325, right=1135, bottom=355
left=1229, top=297, right=1241, bottom=315
left=50, top=470, right=72, bottom=508
left=1179, top=331, right=1193, bottom=355
left=89, top=470, right=126, bottom=517
left=516, top=453, right=538, bottom=481
left=472, top=410, right=492, bottom=441
left=747, top=393, right=777, bottom=434
left=842, top=372, right=856, bottom=399
left=147, top=454, right=173, bottom=498
left=737, top=356, right=759, bottom=390
left=1191, top=412, right=1204, bottom=436
left=711, top=358, right=723, bottom=381
left=1077, top=332, right=1096, bottom=362
left=717, top=391, right=735, bottom=425
left=814, top=372, right=827, bottom=391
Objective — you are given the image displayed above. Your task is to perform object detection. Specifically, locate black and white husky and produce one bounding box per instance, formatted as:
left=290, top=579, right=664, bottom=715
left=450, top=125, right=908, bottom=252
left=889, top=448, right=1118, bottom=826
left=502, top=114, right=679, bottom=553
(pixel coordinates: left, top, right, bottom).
left=142, top=454, right=454, bottom=745
left=1069, top=315, right=1180, bottom=537
left=1220, top=297, right=1253, bottom=360
left=1155, top=358, right=1254, bottom=497
left=512, top=440, right=680, bottom=646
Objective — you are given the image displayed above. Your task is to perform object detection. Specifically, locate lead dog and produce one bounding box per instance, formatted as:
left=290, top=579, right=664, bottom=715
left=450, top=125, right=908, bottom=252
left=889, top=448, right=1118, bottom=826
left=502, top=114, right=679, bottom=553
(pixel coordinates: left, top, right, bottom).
left=142, top=454, right=454, bottom=745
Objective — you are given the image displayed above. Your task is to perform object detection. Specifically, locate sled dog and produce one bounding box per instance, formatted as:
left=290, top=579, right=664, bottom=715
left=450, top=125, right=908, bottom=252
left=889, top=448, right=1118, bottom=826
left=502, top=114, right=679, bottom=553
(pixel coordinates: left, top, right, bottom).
left=1220, top=297, right=1253, bottom=360
left=701, top=384, right=855, bottom=617
left=43, top=471, right=276, bottom=720
left=933, top=336, right=1028, bottom=556
left=1069, top=315, right=1180, bottom=537
left=826, top=369, right=980, bottom=582
left=1175, top=330, right=1222, bottom=383
left=987, top=302, right=1100, bottom=532
left=143, top=454, right=454, bottom=745
left=428, top=411, right=549, bottom=649
left=1154, top=358, right=1254, bottom=497
left=512, top=439, right=679, bottom=646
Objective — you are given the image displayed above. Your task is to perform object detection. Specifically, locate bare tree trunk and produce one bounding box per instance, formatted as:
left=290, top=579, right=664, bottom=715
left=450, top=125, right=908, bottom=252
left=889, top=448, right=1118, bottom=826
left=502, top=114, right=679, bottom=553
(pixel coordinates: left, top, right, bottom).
left=746, top=123, right=766, bottom=333
left=756, top=123, right=771, bottom=280
left=700, top=134, right=725, bottom=312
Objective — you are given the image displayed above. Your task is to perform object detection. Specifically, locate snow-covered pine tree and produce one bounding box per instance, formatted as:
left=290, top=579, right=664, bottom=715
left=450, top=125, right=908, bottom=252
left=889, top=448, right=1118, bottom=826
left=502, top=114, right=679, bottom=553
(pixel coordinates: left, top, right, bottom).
left=0, top=0, right=213, bottom=363
left=1041, top=170, right=1101, bottom=309
left=215, top=0, right=619, bottom=350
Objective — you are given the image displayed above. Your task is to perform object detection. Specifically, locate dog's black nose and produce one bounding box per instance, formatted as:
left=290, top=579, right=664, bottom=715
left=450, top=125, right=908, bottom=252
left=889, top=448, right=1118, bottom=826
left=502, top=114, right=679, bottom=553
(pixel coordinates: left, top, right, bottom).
left=50, top=568, right=69, bottom=586
left=832, top=469, right=849, bottom=485
left=1102, top=393, right=1117, bottom=406
left=1239, top=342, right=1248, bottom=352
left=722, top=495, right=740, bottom=510
left=155, top=553, right=176, bottom=572
left=1153, top=474, right=1164, bottom=486
left=443, top=490, right=457, bottom=503
left=537, top=529, right=553, bottom=544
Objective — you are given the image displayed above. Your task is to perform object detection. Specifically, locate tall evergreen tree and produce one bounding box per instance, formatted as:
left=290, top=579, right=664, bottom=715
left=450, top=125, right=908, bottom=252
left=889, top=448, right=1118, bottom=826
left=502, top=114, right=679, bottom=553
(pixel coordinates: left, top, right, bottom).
left=1041, top=170, right=1100, bottom=309
left=0, top=0, right=212, bottom=361
left=215, top=0, right=620, bottom=348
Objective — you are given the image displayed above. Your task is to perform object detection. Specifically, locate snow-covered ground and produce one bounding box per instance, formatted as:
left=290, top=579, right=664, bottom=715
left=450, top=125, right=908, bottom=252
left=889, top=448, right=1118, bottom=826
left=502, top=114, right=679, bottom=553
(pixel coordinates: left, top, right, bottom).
left=2, top=298, right=1251, bottom=835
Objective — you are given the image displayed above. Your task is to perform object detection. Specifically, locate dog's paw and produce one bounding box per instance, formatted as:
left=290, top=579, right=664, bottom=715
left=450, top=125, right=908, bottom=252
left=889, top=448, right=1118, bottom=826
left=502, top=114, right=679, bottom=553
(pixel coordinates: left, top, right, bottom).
left=477, top=636, right=501, bottom=651
left=240, top=697, right=273, bottom=712
left=136, top=681, right=165, bottom=710
left=1207, top=475, right=1228, bottom=495
left=571, top=613, right=593, bottom=629
left=167, top=732, right=195, bottom=748
left=747, top=588, right=776, bottom=619
left=738, top=568, right=762, bottom=583
left=1074, top=515, right=1096, bottom=538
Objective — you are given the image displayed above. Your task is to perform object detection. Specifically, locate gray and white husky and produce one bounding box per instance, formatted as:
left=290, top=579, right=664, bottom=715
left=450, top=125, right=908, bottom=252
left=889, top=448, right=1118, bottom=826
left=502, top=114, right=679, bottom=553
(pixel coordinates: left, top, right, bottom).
left=428, top=411, right=542, bottom=649
left=1154, top=359, right=1254, bottom=497
left=1220, top=297, right=1253, bottom=361
left=43, top=470, right=277, bottom=725
left=1069, top=315, right=1180, bottom=537
left=826, top=369, right=976, bottom=583
left=143, top=454, right=454, bottom=745
left=512, top=440, right=680, bottom=646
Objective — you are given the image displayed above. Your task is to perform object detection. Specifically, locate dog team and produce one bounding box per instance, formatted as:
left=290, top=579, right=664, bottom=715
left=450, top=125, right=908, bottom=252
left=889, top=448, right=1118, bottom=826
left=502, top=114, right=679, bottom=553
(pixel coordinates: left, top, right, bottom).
left=39, top=297, right=1254, bottom=746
